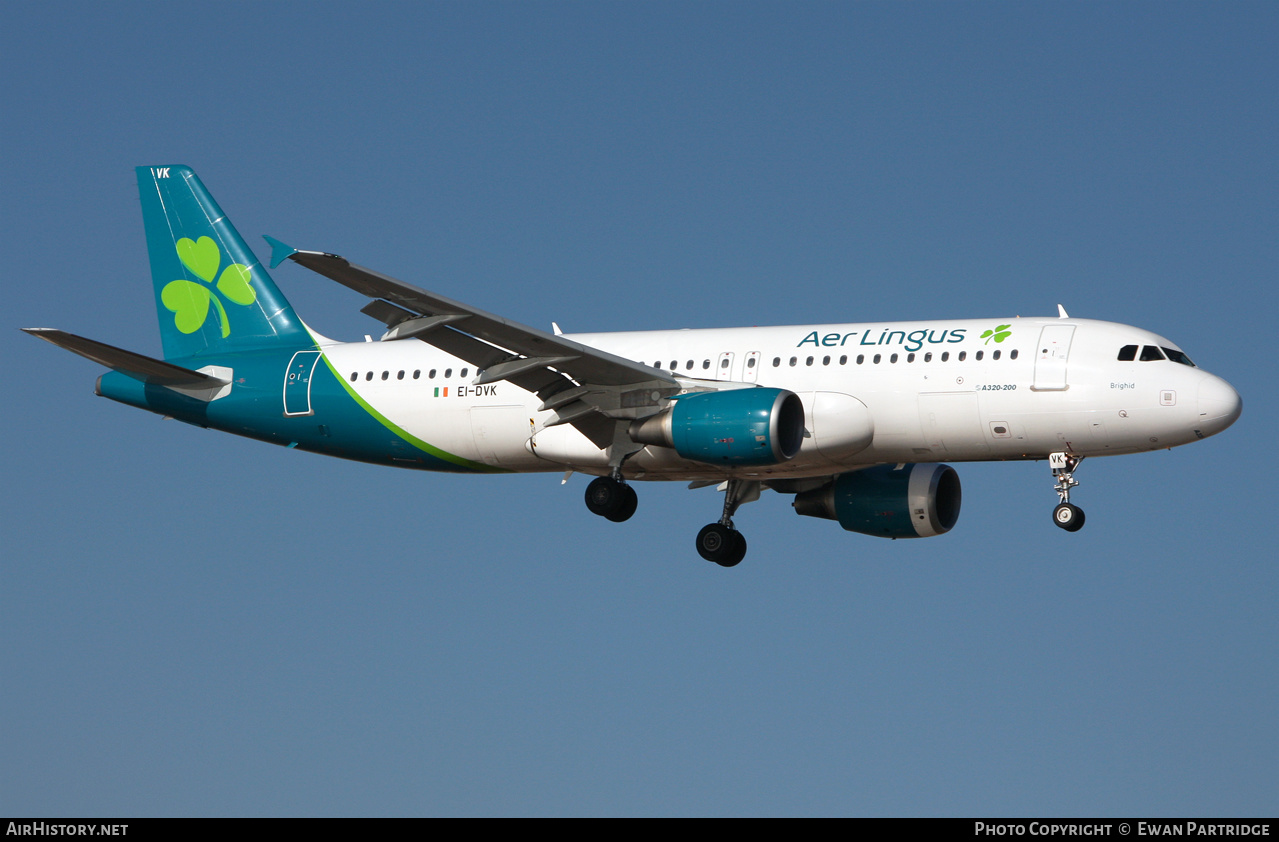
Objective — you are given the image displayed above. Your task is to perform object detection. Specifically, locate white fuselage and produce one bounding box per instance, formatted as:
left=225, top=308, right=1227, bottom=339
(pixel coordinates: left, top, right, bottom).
left=318, top=316, right=1240, bottom=481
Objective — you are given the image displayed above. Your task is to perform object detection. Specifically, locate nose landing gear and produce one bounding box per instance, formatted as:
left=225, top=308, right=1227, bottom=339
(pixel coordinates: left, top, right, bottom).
left=1049, top=452, right=1085, bottom=532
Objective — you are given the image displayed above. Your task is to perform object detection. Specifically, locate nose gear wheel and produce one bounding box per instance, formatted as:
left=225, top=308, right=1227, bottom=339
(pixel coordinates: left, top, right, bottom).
left=1049, top=453, right=1085, bottom=532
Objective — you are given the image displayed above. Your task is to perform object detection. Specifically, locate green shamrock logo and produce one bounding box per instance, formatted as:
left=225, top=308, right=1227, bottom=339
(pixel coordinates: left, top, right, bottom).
left=161, top=236, right=256, bottom=337
left=980, top=324, right=1012, bottom=345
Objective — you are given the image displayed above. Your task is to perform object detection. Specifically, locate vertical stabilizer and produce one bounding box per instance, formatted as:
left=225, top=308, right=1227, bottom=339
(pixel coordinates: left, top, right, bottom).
left=137, top=166, right=311, bottom=360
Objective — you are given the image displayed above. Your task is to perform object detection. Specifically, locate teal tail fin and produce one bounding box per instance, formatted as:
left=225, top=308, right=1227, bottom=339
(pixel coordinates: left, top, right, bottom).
left=137, top=166, right=311, bottom=360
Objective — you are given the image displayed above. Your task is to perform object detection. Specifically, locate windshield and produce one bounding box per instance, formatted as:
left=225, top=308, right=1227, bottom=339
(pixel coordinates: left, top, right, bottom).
left=1117, top=344, right=1196, bottom=367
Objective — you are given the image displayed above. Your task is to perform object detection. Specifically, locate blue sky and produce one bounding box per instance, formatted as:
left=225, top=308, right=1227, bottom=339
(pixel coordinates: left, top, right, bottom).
left=3, top=1, right=1275, bottom=816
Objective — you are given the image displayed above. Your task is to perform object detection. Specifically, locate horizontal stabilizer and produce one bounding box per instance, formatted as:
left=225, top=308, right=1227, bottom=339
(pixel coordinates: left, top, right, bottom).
left=22, top=328, right=228, bottom=387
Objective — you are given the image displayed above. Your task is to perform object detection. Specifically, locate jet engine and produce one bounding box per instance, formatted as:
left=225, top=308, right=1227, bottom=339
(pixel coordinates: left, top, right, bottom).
left=629, top=387, right=805, bottom=466
left=792, top=463, right=961, bottom=538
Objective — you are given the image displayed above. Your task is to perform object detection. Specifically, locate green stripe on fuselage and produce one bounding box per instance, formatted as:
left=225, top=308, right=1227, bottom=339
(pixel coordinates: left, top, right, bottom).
left=316, top=350, right=506, bottom=473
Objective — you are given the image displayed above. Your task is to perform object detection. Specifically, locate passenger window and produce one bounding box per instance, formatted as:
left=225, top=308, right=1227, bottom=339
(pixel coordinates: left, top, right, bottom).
left=397, top=370, right=405, bottom=380
left=460, top=368, right=469, bottom=378
left=445, top=368, right=453, bottom=378
left=873, top=354, right=881, bottom=364
left=429, top=369, right=437, bottom=379
left=413, top=370, right=420, bottom=379
left=924, top=352, right=932, bottom=362
left=941, top=352, right=949, bottom=362
left=907, top=353, right=915, bottom=363
left=702, top=359, right=710, bottom=370
left=381, top=371, right=389, bottom=380
left=1118, top=345, right=1137, bottom=361
left=890, top=353, right=898, bottom=363
left=720, top=358, right=729, bottom=369
left=857, top=355, right=865, bottom=365
left=772, top=357, right=780, bottom=367
left=789, top=357, right=797, bottom=366
left=1140, top=345, right=1165, bottom=362
left=805, top=356, right=814, bottom=366
left=686, top=360, right=694, bottom=370
left=976, top=351, right=984, bottom=361
left=839, top=355, right=847, bottom=365
left=349, top=372, right=358, bottom=382
left=992, top=350, right=1000, bottom=360
left=822, top=355, right=830, bottom=365
left=747, top=357, right=756, bottom=368
left=1010, top=349, right=1018, bottom=359
left=958, top=351, right=966, bottom=361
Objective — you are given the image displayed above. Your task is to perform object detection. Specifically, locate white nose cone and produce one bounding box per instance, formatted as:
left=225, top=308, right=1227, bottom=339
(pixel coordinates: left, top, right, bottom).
left=1196, top=375, right=1242, bottom=437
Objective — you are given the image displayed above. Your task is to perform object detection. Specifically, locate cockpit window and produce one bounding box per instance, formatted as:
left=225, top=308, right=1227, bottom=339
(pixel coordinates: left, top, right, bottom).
left=1161, top=347, right=1195, bottom=367
left=1140, top=345, right=1165, bottom=362
left=1117, top=345, right=1137, bottom=361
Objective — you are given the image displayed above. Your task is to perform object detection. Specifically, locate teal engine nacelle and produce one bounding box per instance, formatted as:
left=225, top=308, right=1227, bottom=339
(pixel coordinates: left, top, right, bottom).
left=629, top=387, right=805, bottom=466
left=792, top=463, right=962, bottom=538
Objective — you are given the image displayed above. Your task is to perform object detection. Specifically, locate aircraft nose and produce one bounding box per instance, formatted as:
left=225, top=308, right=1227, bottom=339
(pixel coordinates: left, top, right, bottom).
left=1196, top=374, right=1242, bottom=437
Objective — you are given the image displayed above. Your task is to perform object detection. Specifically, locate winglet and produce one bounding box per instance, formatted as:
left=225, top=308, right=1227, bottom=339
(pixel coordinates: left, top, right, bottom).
left=263, top=235, right=297, bottom=269
left=1057, top=304, right=1070, bottom=319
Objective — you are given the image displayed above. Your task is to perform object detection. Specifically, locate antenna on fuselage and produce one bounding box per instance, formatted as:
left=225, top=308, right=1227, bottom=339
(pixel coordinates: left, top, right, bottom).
left=1057, top=304, right=1070, bottom=319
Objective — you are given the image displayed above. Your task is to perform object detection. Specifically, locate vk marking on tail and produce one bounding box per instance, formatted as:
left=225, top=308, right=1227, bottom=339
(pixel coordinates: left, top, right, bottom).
left=137, top=165, right=311, bottom=359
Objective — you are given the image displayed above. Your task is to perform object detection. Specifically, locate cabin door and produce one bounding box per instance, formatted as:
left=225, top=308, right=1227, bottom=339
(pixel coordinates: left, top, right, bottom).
left=283, top=351, right=322, bottom=416
left=1032, top=325, right=1075, bottom=391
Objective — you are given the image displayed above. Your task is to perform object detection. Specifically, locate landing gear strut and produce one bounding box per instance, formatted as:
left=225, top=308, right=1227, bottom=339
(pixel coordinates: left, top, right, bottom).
left=585, top=473, right=637, bottom=523
left=696, top=479, right=759, bottom=567
left=1049, top=452, right=1085, bottom=532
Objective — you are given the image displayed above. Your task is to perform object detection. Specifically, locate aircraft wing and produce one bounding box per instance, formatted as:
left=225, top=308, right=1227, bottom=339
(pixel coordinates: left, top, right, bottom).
left=265, top=237, right=680, bottom=444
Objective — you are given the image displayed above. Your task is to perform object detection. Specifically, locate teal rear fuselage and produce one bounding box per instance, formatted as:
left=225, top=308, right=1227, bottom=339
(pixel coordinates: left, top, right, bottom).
left=96, top=345, right=498, bottom=473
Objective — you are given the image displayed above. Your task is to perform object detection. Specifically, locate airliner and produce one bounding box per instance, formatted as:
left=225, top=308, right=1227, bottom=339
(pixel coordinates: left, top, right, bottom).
left=25, top=166, right=1242, bottom=567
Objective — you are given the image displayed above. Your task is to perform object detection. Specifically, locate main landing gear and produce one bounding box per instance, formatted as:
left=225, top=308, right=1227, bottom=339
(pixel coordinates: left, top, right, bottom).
left=585, top=474, right=638, bottom=523
left=1049, top=452, right=1085, bottom=532
left=696, top=479, right=759, bottom=568
left=583, top=472, right=759, bottom=568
